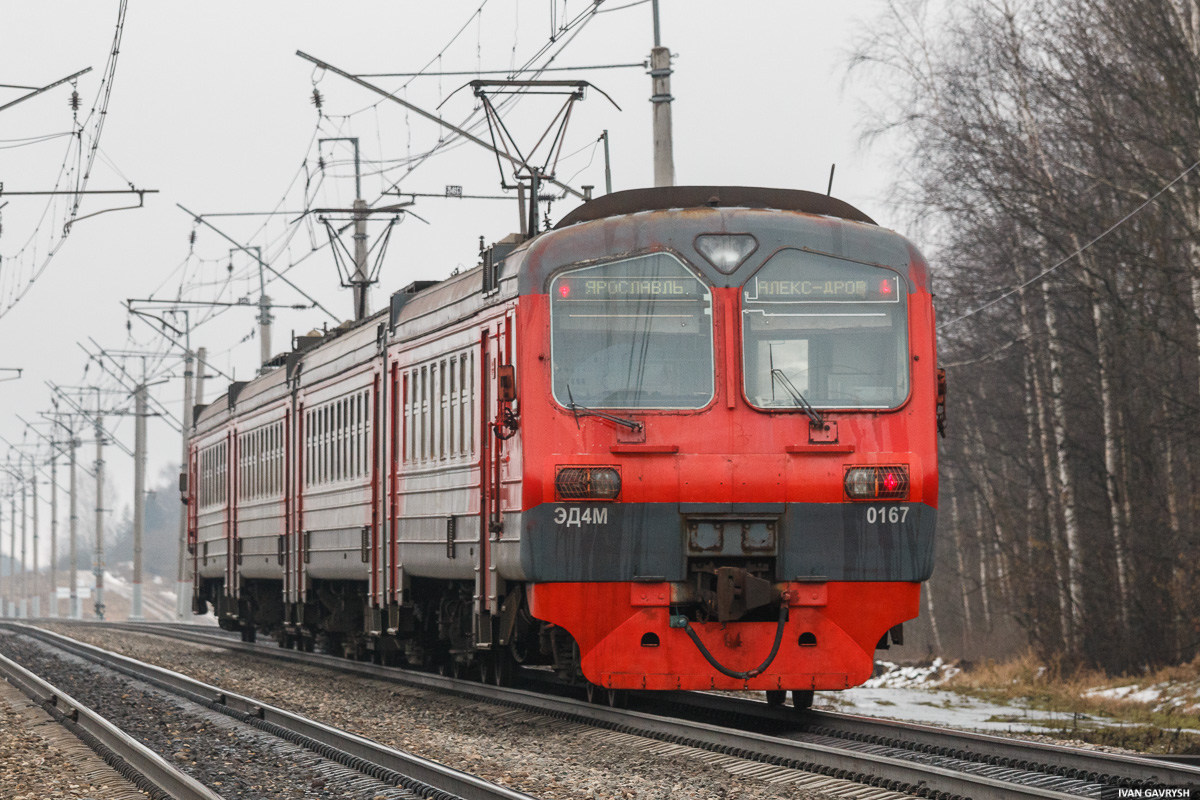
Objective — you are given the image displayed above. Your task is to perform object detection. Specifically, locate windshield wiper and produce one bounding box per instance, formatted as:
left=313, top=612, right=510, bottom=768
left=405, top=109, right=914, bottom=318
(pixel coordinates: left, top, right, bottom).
left=770, top=368, right=825, bottom=428
left=566, top=384, right=643, bottom=431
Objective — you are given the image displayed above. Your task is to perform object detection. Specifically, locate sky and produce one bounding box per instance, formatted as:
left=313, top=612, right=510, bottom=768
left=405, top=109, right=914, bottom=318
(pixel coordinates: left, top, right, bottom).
left=0, top=0, right=899, bottom=570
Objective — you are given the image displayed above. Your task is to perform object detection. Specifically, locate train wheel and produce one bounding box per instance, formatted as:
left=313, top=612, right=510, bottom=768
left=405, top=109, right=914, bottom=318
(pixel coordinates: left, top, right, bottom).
left=240, top=627, right=257, bottom=644
left=791, top=689, right=814, bottom=711
left=766, top=690, right=787, bottom=707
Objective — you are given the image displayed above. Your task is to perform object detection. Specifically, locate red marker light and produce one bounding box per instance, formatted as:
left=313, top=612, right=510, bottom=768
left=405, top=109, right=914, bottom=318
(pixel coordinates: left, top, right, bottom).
left=883, top=472, right=899, bottom=492
left=558, top=283, right=571, bottom=298
left=879, top=279, right=893, bottom=295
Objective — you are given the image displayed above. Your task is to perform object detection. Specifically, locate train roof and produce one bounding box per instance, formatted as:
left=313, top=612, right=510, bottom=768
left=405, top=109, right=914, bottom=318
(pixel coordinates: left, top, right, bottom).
left=554, top=186, right=877, bottom=228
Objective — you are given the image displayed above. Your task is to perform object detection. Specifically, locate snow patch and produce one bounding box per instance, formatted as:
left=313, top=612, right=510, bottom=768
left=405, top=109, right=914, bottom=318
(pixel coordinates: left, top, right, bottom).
left=1084, top=684, right=1162, bottom=704
left=862, top=657, right=960, bottom=689
left=1084, top=679, right=1200, bottom=714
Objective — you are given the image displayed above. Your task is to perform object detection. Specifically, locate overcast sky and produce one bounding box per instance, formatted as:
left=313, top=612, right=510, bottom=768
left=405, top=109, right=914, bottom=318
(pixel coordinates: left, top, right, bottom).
left=0, top=0, right=898, bottom=567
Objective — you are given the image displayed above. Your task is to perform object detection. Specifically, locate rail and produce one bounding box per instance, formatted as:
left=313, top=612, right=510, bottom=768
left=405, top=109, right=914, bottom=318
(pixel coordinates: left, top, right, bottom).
left=0, top=647, right=222, bottom=800
left=41, top=620, right=1191, bottom=800
left=1, top=622, right=536, bottom=800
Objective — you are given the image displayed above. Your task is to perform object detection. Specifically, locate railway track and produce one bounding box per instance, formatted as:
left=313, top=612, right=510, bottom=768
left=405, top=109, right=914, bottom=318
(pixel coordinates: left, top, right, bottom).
left=36, top=620, right=1200, bottom=800
left=0, top=645, right=222, bottom=800
left=0, top=622, right=537, bottom=800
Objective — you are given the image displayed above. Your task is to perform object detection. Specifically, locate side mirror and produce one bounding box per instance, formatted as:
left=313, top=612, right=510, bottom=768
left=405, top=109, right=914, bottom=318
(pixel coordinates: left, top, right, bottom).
left=179, top=472, right=189, bottom=493
left=498, top=364, right=516, bottom=403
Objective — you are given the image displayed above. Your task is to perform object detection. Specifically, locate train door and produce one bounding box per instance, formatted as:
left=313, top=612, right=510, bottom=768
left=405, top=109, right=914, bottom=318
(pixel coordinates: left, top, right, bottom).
left=369, top=369, right=387, bottom=619
left=389, top=361, right=403, bottom=611
left=289, top=402, right=304, bottom=612
left=188, top=445, right=199, bottom=610
left=225, top=429, right=237, bottom=615
left=477, top=316, right=513, bottom=647
left=476, top=328, right=493, bottom=647
left=282, top=409, right=292, bottom=608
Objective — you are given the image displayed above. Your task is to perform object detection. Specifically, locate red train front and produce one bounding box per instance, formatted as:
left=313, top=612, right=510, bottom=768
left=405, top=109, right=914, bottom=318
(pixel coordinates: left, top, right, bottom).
left=189, top=186, right=939, bottom=706
left=504, top=187, right=939, bottom=701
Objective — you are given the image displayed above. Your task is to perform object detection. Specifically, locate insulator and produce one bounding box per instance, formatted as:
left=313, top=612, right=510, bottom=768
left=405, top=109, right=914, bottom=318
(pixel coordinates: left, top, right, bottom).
left=69, top=90, right=81, bottom=111
left=317, top=156, right=325, bottom=171
left=227, top=261, right=234, bottom=273
left=188, top=229, right=197, bottom=245
left=311, top=88, right=323, bottom=109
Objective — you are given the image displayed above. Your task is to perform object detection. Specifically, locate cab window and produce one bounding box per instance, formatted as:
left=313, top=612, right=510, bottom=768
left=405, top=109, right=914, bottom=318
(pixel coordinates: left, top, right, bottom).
left=742, top=249, right=909, bottom=409
left=550, top=252, right=714, bottom=409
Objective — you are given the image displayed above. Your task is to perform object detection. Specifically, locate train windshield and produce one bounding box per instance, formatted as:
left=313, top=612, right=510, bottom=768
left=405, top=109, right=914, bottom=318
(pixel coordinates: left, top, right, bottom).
left=550, top=253, right=715, bottom=409
left=742, top=249, right=909, bottom=409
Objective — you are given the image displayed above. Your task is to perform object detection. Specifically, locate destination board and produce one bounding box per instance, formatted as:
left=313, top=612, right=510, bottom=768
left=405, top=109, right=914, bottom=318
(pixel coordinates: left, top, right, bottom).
left=747, top=274, right=901, bottom=303
left=555, top=275, right=704, bottom=300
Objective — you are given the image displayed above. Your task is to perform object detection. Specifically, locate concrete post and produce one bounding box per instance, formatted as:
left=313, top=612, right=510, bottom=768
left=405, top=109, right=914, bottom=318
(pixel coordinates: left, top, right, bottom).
left=30, top=473, right=38, bottom=618
left=93, top=415, right=106, bottom=620
left=602, top=130, right=613, bottom=195
left=69, top=439, right=79, bottom=619
left=257, top=258, right=272, bottom=369
left=176, top=350, right=194, bottom=618
left=7, top=492, right=15, bottom=618
left=353, top=198, right=370, bottom=320
left=20, top=477, right=27, bottom=618
left=130, top=381, right=147, bottom=620
left=49, top=453, right=57, bottom=617
left=196, top=347, right=207, bottom=405
left=5, top=495, right=10, bottom=619
left=649, top=46, right=675, bottom=187
left=649, top=0, right=674, bottom=188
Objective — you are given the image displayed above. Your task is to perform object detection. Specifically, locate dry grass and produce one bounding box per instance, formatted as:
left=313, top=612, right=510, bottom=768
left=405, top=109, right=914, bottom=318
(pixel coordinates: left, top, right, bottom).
left=942, top=650, right=1200, bottom=753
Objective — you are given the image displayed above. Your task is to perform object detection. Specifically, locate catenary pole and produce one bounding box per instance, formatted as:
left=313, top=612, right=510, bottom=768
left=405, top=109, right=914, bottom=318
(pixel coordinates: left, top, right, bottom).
left=353, top=195, right=369, bottom=319
left=49, top=451, right=57, bottom=617
left=177, top=341, right=194, bottom=618
left=345, top=139, right=370, bottom=320
left=20, top=471, right=27, bottom=618
left=130, top=368, right=147, bottom=620
left=69, top=436, right=79, bottom=618
left=319, top=137, right=370, bottom=320
left=195, top=347, right=207, bottom=406
left=649, top=0, right=675, bottom=187
left=602, top=130, right=613, bottom=195
left=30, top=471, right=38, bottom=617
left=93, top=412, right=106, bottom=620
left=6, top=492, right=13, bottom=617
left=0, top=497, right=5, bottom=617
left=253, top=248, right=273, bottom=368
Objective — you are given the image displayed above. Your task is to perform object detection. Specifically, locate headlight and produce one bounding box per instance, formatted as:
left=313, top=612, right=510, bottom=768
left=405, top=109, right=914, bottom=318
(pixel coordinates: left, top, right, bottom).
left=555, top=466, right=621, bottom=500
left=695, top=234, right=758, bottom=273
left=844, top=465, right=909, bottom=500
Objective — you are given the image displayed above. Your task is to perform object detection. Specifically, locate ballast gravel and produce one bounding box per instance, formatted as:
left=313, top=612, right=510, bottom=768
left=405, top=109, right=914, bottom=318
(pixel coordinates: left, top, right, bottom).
left=0, top=631, right=418, bottom=800
left=37, top=624, right=844, bottom=800
left=0, top=676, right=146, bottom=800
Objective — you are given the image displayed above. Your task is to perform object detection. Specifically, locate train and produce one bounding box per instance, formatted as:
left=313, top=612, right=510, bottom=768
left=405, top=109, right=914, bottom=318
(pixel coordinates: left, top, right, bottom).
left=186, top=185, right=942, bottom=708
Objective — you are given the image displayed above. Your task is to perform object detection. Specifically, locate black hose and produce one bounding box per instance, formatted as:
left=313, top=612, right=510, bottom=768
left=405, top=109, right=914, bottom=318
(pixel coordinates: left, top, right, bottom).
left=680, top=603, right=789, bottom=680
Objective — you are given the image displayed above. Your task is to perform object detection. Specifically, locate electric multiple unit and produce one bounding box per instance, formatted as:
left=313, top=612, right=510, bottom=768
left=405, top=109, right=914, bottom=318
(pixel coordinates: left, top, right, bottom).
left=187, top=186, right=941, bottom=707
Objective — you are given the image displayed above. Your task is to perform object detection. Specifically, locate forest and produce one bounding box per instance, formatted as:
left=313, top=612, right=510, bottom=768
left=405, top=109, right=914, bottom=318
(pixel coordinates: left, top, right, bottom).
left=857, top=0, right=1200, bottom=671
